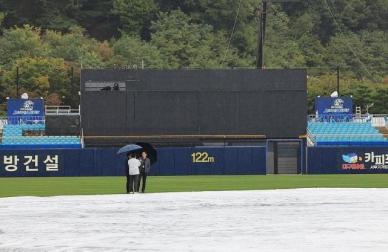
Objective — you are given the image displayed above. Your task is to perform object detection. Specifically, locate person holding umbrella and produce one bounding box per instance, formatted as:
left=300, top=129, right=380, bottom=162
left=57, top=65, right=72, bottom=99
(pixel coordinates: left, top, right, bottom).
left=127, top=153, right=141, bottom=194
left=125, top=155, right=130, bottom=194
left=117, top=144, right=143, bottom=194
left=117, top=143, right=156, bottom=194
left=137, top=151, right=151, bottom=193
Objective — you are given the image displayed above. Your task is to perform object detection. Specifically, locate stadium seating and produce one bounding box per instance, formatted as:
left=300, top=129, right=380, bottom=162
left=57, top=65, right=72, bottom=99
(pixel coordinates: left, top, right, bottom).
left=1, top=124, right=81, bottom=148
left=308, top=121, right=388, bottom=146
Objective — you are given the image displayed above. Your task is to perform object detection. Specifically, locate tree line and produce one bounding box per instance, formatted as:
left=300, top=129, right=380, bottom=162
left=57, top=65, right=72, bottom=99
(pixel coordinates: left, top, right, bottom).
left=0, top=0, right=387, bottom=113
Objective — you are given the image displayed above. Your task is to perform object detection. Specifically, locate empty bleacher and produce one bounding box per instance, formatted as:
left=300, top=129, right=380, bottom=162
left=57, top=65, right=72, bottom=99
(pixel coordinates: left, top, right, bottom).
left=308, top=121, right=388, bottom=146
left=0, top=123, right=81, bottom=149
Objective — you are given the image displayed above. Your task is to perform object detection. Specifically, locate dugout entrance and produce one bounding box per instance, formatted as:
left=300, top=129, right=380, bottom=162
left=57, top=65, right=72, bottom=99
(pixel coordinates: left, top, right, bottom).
left=266, top=140, right=303, bottom=174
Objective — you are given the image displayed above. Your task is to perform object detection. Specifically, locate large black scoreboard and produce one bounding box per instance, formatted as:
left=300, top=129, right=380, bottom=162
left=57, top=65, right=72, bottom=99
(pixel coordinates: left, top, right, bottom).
left=80, top=69, right=306, bottom=144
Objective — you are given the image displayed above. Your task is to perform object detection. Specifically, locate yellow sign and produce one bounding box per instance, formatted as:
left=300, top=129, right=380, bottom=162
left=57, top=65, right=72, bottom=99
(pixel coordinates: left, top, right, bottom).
left=191, top=152, right=215, bottom=163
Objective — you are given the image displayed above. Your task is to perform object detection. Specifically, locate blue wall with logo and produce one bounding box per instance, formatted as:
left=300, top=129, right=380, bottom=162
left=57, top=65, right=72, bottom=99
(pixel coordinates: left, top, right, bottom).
left=0, top=146, right=266, bottom=177
left=315, top=96, right=353, bottom=121
left=7, top=98, right=45, bottom=124
left=307, top=147, right=388, bottom=174
left=5, top=145, right=388, bottom=176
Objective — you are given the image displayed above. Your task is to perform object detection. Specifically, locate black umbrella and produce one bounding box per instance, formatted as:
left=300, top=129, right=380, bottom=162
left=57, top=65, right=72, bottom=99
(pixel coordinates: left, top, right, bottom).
left=136, top=142, right=157, bottom=164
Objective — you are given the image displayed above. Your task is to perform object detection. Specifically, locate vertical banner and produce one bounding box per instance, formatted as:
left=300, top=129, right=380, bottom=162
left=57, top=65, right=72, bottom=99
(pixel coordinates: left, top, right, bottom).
left=7, top=98, right=45, bottom=124
left=315, top=96, right=353, bottom=121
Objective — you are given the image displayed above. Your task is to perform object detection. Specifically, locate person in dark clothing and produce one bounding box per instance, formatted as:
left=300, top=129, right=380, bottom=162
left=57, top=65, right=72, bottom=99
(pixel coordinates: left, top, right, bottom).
left=137, top=151, right=151, bottom=193
left=125, top=154, right=130, bottom=193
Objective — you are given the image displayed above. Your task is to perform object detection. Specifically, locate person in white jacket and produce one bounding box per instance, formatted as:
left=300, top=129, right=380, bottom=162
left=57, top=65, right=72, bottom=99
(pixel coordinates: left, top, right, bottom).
left=127, top=153, right=141, bottom=194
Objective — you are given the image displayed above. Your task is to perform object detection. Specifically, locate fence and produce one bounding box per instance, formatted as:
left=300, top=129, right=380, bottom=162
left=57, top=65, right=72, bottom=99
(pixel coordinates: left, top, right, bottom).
left=307, top=146, right=388, bottom=174
left=2, top=144, right=388, bottom=176
left=45, top=106, right=80, bottom=115
left=0, top=146, right=266, bottom=177
left=308, top=114, right=388, bottom=124
left=1, top=116, right=45, bottom=125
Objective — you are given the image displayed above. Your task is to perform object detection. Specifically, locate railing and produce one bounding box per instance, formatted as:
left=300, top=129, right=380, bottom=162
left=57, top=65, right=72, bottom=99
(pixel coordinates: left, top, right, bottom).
left=1, top=136, right=80, bottom=139
left=311, top=133, right=388, bottom=137
left=306, top=129, right=316, bottom=146
left=0, top=116, right=45, bottom=126
left=0, top=119, right=7, bottom=129
left=81, top=128, right=85, bottom=148
left=308, top=114, right=388, bottom=125
left=307, top=133, right=388, bottom=146
left=45, top=106, right=80, bottom=115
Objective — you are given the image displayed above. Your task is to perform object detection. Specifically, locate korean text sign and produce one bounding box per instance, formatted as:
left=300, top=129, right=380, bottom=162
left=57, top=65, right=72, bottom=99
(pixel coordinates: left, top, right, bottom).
left=0, top=152, right=60, bottom=176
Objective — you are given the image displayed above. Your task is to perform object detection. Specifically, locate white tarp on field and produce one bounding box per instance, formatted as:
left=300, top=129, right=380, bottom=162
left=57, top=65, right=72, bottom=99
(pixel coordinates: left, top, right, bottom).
left=1, top=189, right=388, bottom=252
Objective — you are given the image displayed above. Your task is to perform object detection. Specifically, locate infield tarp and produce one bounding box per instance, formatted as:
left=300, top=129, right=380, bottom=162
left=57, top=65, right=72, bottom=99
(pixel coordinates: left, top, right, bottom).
left=2, top=189, right=388, bottom=251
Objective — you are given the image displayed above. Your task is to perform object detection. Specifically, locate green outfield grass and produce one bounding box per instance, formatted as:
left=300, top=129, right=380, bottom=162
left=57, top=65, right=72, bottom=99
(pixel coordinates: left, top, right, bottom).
left=1, top=174, right=388, bottom=197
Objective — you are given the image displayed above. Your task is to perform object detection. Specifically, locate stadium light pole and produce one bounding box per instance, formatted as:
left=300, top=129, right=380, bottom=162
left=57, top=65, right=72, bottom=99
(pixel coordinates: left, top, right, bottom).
left=336, top=66, right=340, bottom=96
left=256, top=1, right=267, bottom=69
left=256, top=0, right=300, bottom=69
left=70, top=66, right=74, bottom=106
left=16, top=66, right=20, bottom=98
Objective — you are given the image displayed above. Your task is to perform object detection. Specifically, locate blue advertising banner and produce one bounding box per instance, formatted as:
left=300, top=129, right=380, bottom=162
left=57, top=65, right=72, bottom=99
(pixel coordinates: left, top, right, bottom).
left=315, top=96, right=353, bottom=121
left=7, top=98, right=45, bottom=124
left=153, top=146, right=266, bottom=176
left=0, top=146, right=267, bottom=177
left=307, top=147, right=388, bottom=174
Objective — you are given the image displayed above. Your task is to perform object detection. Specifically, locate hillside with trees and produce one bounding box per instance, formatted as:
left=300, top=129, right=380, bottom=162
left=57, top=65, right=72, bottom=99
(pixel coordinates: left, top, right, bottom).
left=0, top=0, right=387, bottom=113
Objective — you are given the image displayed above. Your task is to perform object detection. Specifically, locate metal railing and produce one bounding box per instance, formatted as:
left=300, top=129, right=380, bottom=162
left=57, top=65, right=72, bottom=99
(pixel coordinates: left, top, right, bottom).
left=1, top=136, right=80, bottom=140
left=45, top=106, right=80, bottom=115
left=308, top=133, right=388, bottom=145
left=0, top=116, right=45, bottom=126
left=306, top=129, right=315, bottom=146
left=308, top=114, right=388, bottom=125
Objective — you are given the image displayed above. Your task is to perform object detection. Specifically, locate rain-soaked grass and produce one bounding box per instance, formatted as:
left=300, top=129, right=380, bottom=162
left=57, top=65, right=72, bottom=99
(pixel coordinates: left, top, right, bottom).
left=1, top=174, right=388, bottom=197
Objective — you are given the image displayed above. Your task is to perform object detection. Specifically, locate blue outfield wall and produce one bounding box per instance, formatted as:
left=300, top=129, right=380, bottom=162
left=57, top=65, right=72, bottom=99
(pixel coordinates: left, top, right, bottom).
left=307, top=146, right=388, bottom=174
left=0, top=146, right=266, bottom=177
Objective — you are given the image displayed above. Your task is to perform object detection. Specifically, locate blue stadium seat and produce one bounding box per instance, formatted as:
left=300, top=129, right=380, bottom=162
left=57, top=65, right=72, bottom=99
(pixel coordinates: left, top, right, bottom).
left=1, top=123, right=81, bottom=148
left=308, top=121, right=388, bottom=146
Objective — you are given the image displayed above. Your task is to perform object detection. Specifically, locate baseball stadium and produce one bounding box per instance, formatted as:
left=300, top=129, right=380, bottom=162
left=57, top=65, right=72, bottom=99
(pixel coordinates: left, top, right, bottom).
left=1, top=68, right=388, bottom=251
left=1, top=0, right=388, bottom=251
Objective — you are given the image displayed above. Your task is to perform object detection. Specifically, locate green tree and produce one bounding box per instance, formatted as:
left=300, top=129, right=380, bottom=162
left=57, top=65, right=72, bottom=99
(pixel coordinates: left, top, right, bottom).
left=78, top=0, right=120, bottom=40
left=351, top=84, right=374, bottom=113
left=43, top=26, right=105, bottom=68
left=263, top=8, right=305, bottom=68
left=109, top=35, right=163, bottom=68
left=112, top=0, right=158, bottom=38
left=2, top=57, right=70, bottom=103
left=370, top=86, right=388, bottom=114
left=326, top=31, right=388, bottom=79
left=0, top=11, right=4, bottom=28
left=178, top=0, right=260, bottom=62
left=0, top=25, right=48, bottom=67
left=0, top=0, right=80, bottom=30
left=150, top=10, right=246, bottom=68
left=291, top=12, right=326, bottom=67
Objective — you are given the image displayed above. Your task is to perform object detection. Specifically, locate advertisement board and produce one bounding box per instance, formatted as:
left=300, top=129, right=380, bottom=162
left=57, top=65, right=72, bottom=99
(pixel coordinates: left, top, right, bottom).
left=0, top=146, right=267, bottom=177
left=307, top=147, right=388, bottom=174
left=7, top=98, right=45, bottom=124
left=315, top=96, right=353, bottom=121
